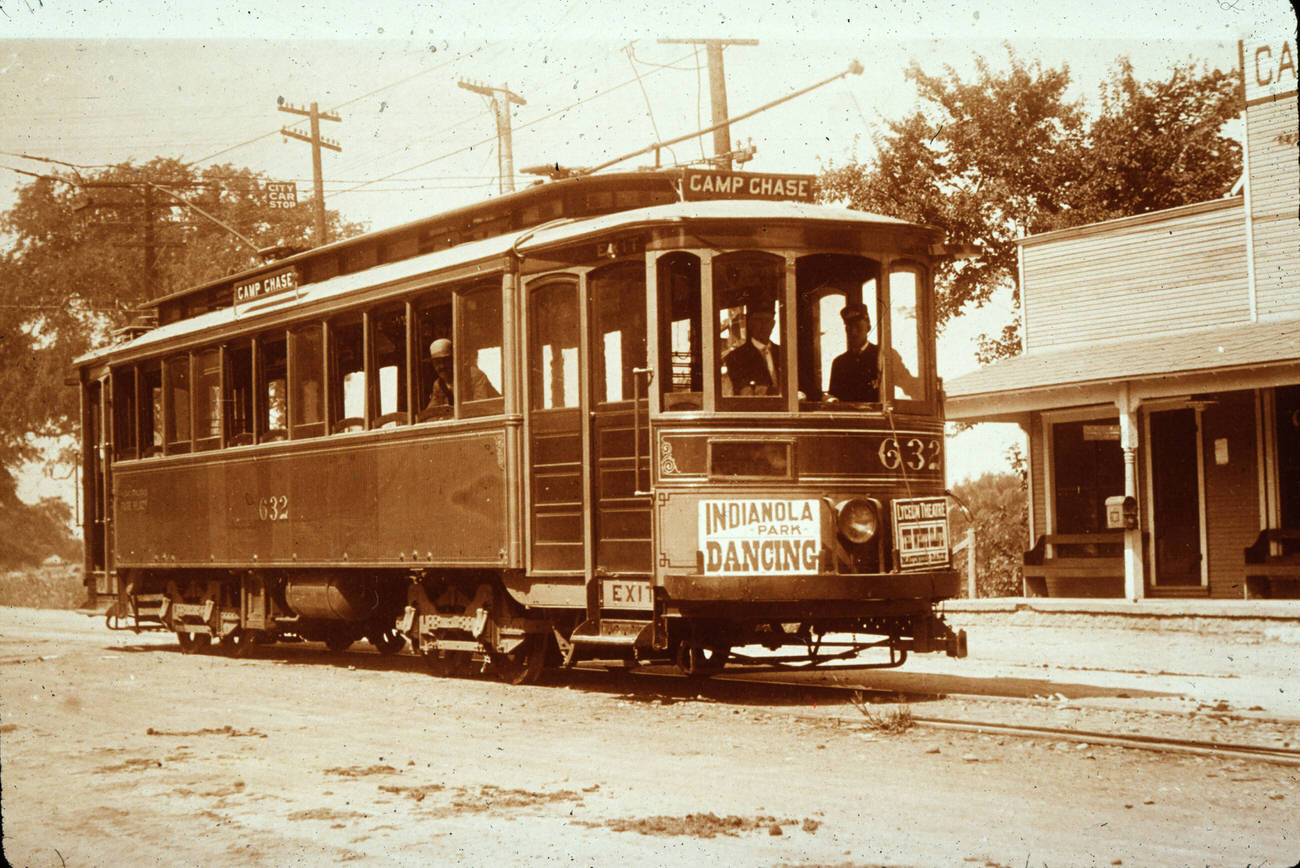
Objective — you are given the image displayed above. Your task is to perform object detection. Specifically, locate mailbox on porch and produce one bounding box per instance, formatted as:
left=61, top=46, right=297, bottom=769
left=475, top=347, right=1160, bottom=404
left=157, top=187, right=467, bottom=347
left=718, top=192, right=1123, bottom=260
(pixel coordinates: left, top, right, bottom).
left=1105, top=495, right=1138, bottom=531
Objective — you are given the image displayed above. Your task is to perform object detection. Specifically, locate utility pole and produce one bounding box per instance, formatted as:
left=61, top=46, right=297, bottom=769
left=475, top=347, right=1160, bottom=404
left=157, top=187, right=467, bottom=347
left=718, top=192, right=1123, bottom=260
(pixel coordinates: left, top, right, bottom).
left=458, top=80, right=526, bottom=194
left=659, top=38, right=758, bottom=170
left=279, top=101, right=341, bottom=245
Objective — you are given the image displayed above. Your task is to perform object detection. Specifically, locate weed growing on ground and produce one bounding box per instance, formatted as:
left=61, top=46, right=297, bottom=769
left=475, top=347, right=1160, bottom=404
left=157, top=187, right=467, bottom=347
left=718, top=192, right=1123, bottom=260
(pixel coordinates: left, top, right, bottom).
left=851, top=691, right=915, bottom=734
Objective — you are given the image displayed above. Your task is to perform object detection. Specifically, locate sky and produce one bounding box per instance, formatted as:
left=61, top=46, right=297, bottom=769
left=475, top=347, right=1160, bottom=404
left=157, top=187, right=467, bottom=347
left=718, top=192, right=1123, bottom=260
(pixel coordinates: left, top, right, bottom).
left=1, top=0, right=1296, bottom=501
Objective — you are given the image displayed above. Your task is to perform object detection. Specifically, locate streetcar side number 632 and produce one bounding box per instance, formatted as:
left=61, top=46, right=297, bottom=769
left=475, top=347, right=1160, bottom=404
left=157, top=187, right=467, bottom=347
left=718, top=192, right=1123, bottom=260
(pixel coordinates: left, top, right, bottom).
left=258, top=495, right=289, bottom=521
left=877, top=438, right=942, bottom=471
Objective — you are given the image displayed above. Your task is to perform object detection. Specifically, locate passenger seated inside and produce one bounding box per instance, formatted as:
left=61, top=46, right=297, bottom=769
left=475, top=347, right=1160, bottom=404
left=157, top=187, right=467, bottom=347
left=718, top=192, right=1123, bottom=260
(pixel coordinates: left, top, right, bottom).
left=721, top=302, right=782, bottom=397
left=421, top=338, right=500, bottom=418
left=827, top=303, right=920, bottom=403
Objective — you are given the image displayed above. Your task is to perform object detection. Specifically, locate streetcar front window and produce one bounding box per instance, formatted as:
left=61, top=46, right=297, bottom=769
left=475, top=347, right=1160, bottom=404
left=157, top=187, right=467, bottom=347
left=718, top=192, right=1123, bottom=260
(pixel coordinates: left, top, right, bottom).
left=713, top=251, right=785, bottom=411
left=887, top=267, right=926, bottom=402
left=795, top=254, right=882, bottom=408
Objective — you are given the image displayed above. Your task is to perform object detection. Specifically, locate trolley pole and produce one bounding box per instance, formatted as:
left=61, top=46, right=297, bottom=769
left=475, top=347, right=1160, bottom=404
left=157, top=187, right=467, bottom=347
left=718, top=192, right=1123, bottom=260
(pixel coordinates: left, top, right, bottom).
left=659, top=38, right=758, bottom=170
left=279, top=100, right=342, bottom=245
left=458, top=80, right=527, bottom=194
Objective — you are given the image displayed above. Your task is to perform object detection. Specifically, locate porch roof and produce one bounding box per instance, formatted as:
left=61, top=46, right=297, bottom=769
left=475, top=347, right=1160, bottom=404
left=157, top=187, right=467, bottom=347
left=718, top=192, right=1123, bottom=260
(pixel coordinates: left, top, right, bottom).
left=945, top=316, right=1300, bottom=418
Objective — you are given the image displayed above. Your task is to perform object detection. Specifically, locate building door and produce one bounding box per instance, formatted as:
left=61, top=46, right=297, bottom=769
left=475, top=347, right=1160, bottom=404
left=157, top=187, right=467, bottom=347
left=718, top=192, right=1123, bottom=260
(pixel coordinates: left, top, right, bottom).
left=1148, top=408, right=1204, bottom=587
left=527, top=277, right=587, bottom=573
left=1275, top=385, right=1300, bottom=531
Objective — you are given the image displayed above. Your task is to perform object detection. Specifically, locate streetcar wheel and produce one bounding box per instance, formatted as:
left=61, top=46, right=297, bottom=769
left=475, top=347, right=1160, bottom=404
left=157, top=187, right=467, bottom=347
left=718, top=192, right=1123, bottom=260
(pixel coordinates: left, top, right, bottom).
left=490, top=637, right=546, bottom=685
left=422, top=648, right=474, bottom=678
left=675, top=643, right=730, bottom=678
left=323, top=629, right=354, bottom=653
left=176, top=631, right=211, bottom=654
left=221, top=629, right=259, bottom=658
left=369, top=628, right=405, bottom=656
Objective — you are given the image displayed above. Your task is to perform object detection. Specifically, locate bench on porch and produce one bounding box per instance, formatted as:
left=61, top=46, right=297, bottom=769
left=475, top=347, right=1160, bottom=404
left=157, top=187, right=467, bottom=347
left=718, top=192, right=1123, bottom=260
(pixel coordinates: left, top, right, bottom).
left=1243, top=528, right=1300, bottom=599
left=1023, top=531, right=1126, bottom=598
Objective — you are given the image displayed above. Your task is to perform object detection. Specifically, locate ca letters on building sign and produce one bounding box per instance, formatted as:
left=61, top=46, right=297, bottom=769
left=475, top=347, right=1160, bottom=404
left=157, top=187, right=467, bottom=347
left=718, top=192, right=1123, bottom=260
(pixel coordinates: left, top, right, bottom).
left=698, top=499, right=821, bottom=575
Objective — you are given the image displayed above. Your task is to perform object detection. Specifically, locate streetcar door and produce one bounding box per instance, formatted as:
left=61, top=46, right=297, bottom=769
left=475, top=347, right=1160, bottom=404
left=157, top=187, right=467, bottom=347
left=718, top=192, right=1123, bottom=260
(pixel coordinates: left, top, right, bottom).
left=83, top=375, right=113, bottom=598
left=527, top=277, right=588, bottom=574
left=588, top=263, right=652, bottom=582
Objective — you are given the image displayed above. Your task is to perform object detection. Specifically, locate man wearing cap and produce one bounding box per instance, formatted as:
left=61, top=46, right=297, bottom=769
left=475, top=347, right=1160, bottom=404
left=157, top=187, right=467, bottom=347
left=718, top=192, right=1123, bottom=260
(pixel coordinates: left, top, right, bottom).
left=828, top=303, right=921, bottom=402
left=721, top=303, right=783, bottom=397
left=421, top=338, right=499, bottom=417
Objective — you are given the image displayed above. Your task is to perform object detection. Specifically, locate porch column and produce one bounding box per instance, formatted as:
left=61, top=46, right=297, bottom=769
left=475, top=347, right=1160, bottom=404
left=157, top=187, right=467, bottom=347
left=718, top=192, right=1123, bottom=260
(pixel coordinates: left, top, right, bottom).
left=1117, top=383, right=1145, bottom=601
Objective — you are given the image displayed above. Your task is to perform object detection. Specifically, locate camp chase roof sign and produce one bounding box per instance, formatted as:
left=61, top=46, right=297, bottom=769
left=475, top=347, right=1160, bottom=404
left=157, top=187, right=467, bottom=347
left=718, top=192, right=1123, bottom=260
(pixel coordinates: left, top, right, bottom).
left=233, top=266, right=300, bottom=306
left=680, top=169, right=815, bottom=202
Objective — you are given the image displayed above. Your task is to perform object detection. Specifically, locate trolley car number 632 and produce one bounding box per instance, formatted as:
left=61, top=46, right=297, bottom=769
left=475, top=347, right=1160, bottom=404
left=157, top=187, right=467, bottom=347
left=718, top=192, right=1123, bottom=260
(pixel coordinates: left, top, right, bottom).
left=877, top=437, right=941, bottom=471
left=258, top=495, right=289, bottom=521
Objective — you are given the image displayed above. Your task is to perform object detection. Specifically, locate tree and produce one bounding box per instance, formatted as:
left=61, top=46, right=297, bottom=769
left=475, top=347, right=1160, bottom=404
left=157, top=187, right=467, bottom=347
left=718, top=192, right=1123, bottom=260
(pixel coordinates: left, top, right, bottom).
left=0, top=158, right=365, bottom=480
left=948, top=465, right=1029, bottom=598
left=818, top=49, right=1242, bottom=361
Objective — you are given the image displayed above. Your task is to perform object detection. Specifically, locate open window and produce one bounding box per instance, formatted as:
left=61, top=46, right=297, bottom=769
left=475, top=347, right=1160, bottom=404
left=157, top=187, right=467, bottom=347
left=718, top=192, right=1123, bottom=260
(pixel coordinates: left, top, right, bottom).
left=112, top=366, right=137, bottom=460
left=370, top=305, right=408, bottom=427
left=413, top=294, right=454, bottom=421
left=795, top=254, right=881, bottom=408
left=225, top=341, right=254, bottom=446
left=657, top=252, right=702, bottom=411
left=291, top=323, right=325, bottom=438
left=713, top=251, right=786, bottom=411
left=257, top=332, right=288, bottom=442
left=886, top=265, right=929, bottom=405
left=192, top=348, right=221, bottom=451
left=457, top=286, right=504, bottom=417
left=591, top=261, right=646, bottom=406
left=164, top=354, right=191, bottom=454
left=139, top=362, right=163, bottom=457
left=329, top=317, right=366, bottom=433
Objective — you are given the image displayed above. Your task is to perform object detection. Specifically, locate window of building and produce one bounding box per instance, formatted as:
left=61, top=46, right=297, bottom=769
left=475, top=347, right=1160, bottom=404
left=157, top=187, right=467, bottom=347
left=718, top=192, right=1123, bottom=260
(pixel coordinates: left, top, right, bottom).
left=225, top=341, right=254, bottom=446
left=590, top=261, right=646, bottom=405
left=657, top=253, right=702, bottom=411
left=258, top=333, right=288, bottom=442
left=329, top=317, right=366, bottom=432
left=458, top=286, right=504, bottom=417
left=1051, top=418, right=1124, bottom=534
left=164, top=354, right=191, bottom=453
left=291, top=323, right=325, bottom=438
left=193, top=348, right=222, bottom=450
left=370, top=305, right=408, bottom=426
left=713, top=251, right=786, bottom=409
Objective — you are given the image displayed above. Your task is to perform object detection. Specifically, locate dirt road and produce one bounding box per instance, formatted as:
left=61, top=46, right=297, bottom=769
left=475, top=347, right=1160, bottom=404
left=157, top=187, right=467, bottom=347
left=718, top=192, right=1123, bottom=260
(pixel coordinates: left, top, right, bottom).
left=1, top=607, right=1296, bottom=867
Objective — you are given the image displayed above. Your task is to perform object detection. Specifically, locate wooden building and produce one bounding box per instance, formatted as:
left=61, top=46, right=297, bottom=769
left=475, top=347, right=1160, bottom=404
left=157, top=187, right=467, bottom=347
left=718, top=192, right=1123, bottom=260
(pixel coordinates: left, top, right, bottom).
left=945, top=36, right=1299, bottom=600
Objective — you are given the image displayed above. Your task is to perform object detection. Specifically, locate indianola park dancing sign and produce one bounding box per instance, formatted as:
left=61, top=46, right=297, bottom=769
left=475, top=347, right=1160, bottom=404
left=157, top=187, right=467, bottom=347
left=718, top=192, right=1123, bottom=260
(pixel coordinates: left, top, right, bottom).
left=698, top=498, right=821, bottom=575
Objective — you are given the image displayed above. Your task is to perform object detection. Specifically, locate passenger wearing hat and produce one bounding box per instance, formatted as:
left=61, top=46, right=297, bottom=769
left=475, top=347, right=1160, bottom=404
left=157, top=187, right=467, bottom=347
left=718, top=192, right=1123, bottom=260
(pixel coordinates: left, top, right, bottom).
left=721, top=301, right=783, bottom=397
left=828, top=302, right=919, bottom=402
left=421, top=338, right=499, bottom=417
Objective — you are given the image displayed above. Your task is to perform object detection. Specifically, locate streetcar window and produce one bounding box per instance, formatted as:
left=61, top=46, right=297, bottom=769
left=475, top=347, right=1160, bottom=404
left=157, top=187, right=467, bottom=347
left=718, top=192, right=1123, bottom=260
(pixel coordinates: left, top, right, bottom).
left=112, top=367, right=137, bottom=459
left=457, top=286, right=504, bottom=418
left=656, top=253, right=702, bottom=411
left=193, top=348, right=222, bottom=451
left=225, top=342, right=254, bottom=446
left=164, top=354, right=191, bottom=454
left=291, top=324, right=326, bottom=438
left=257, top=333, right=288, bottom=442
left=795, top=254, right=881, bottom=406
left=413, top=296, right=453, bottom=421
left=713, top=251, right=785, bottom=408
left=139, top=362, right=163, bottom=457
left=590, top=261, right=646, bottom=405
left=530, top=281, right=579, bottom=410
left=888, top=267, right=926, bottom=402
left=370, top=305, right=408, bottom=426
left=329, top=318, right=366, bottom=433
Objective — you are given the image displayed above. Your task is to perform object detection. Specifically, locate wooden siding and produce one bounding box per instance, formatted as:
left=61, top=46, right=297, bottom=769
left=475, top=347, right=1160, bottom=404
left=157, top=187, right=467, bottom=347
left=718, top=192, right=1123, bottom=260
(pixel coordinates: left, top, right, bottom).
left=1199, top=391, right=1262, bottom=598
left=1021, top=201, right=1248, bottom=350
left=1246, top=95, right=1300, bottom=319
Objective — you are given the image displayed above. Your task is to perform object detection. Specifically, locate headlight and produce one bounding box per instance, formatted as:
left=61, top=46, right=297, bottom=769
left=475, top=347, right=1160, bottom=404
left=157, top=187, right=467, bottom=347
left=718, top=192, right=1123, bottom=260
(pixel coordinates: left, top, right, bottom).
left=836, top=498, right=878, bottom=544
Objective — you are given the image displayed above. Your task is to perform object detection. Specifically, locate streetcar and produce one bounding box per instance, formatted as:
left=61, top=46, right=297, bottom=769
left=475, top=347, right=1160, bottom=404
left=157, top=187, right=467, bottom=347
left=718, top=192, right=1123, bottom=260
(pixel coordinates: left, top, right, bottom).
left=75, top=168, right=967, bottom=684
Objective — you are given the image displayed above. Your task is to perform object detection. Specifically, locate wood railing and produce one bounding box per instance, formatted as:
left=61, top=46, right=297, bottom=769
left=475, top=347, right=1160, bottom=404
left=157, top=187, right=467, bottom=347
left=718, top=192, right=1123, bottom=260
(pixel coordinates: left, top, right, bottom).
left=1023, top=531, right=1127, bottom=597
left=1243, top=528, right=1300, bottom=599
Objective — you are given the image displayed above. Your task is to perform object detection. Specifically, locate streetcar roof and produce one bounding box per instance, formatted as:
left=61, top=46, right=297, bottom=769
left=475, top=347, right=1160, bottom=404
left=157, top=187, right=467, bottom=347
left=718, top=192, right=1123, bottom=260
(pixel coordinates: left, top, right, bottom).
left=77, top=197, right=930, bottom=365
